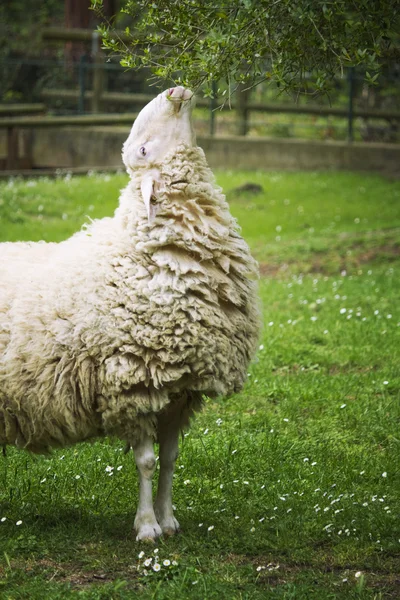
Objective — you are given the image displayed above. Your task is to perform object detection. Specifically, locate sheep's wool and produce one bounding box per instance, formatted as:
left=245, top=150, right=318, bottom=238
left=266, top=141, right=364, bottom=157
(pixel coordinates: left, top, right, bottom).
left=0, top=145, right=259, bottom=452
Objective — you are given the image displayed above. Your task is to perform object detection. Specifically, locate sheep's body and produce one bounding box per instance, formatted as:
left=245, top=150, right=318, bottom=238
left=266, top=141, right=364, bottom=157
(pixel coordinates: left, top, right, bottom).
left=0, top=146, right=258, bottom=452
left=0, top=89, right=260, bottom=540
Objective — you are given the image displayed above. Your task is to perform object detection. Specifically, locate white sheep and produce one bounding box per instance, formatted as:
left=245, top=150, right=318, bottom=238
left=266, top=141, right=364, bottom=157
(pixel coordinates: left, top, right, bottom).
left=0, top=87, right=260, bottom=541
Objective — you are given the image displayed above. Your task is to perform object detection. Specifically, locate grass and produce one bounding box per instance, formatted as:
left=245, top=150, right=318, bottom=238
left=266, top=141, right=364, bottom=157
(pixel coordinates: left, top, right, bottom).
left=0, top=169, right=399, bottom=599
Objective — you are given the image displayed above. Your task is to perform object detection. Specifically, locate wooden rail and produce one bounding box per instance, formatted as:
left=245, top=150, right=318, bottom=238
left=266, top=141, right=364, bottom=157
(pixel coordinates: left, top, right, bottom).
left=0, top=104, right=46, bottom=116
left=42, top=26, right=130, bottom=44
left=41, top=89, right=211, bottom=110
left=0, top=113, right=138, bottom=128
left=40, top=89, right=400, bottom=121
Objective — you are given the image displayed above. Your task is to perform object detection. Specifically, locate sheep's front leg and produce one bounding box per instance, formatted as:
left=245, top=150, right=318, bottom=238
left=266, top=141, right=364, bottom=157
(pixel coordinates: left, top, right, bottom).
left=133, top=435, right=162, bottom=542
left=154, top=410, right=181, bottom=536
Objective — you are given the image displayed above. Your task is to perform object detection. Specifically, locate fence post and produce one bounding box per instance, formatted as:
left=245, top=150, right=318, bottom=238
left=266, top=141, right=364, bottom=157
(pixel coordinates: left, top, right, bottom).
left=91, top=31, right=105, bottom=113
left=6, top=126, right=18, bottom=170
left=236, top=83, right=250, bottom=135
left=78, top=54, right=88, bottom=114
left=209, top=81, right=217, bottom=136
left=347, top=67, right=355, bottom=142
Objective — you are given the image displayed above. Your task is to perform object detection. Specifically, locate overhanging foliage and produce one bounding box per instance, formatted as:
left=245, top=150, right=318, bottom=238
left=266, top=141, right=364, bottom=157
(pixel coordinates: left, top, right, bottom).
left=92, top=0, right=400, bottom=96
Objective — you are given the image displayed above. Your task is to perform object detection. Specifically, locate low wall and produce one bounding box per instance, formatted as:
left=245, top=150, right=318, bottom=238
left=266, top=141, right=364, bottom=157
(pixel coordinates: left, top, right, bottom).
left=201, top=136, right=400, bottom=176
left=1, top=127, right=399, bottom=175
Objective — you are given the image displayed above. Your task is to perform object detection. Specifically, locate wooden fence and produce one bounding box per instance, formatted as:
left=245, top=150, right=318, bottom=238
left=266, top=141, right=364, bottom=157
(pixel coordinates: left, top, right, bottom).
left=1, top=26, right=399, bottom=171
left=39, top=27, right=400, bottom=138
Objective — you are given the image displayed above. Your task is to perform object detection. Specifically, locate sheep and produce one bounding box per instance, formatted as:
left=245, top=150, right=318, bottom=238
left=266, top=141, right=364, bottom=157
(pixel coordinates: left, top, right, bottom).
left=0, top=86, right=260, bottom=541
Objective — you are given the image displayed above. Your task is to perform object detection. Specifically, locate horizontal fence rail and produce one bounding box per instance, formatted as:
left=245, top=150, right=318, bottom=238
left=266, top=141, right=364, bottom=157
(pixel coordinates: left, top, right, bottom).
left=41, top=26, right=131, bottom=44
left=0, top=104, right=46, bottom=116
left=39, top=89, right=400, bottom=120
left=0, top=113, right=138, bottom=128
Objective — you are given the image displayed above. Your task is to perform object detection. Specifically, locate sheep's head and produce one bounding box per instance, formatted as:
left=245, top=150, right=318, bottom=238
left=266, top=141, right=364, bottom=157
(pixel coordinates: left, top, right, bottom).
left=122, top=87, right=196, bottom=221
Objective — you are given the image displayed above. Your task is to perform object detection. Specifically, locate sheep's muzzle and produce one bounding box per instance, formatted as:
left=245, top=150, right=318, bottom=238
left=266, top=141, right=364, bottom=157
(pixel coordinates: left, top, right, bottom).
left=167, top=86, right=193, bottom=113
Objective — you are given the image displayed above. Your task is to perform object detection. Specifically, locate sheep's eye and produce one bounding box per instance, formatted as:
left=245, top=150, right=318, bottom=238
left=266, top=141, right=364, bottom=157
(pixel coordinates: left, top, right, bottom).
left=139, top=146, right=147, bottom=157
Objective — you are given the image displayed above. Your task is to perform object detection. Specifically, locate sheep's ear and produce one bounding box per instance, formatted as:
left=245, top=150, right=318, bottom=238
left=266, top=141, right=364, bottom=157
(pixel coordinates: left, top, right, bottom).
left=140, top=171, right=160, bottom=223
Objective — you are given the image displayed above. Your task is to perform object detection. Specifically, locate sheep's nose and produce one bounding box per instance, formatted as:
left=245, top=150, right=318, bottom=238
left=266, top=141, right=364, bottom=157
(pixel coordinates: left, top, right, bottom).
left=167, top=86, right=193, bottom=101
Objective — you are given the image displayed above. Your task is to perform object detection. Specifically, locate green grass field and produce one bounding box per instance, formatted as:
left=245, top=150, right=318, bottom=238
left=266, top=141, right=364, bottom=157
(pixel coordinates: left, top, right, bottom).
left=0, top=169, right=399, bottom=599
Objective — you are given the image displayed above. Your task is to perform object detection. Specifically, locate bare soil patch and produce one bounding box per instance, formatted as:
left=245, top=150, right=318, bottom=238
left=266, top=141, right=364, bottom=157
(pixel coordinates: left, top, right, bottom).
left=259, top=242, right=400, bottom=278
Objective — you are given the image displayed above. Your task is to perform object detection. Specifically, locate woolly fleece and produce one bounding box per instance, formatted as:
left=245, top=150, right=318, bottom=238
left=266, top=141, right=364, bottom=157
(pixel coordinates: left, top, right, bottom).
left=0, top=145, right=260, bottom=453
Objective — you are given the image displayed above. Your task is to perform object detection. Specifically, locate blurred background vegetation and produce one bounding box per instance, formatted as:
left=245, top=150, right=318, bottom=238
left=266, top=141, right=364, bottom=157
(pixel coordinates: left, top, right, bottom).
left=0, top=1, right=399, bottom=143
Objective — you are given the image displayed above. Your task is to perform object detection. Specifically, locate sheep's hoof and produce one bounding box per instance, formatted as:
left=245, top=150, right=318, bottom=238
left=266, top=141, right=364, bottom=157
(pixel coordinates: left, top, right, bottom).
left=135, top=522, right=162, bottom=543
left=160, top=516, right=180, bottom=537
